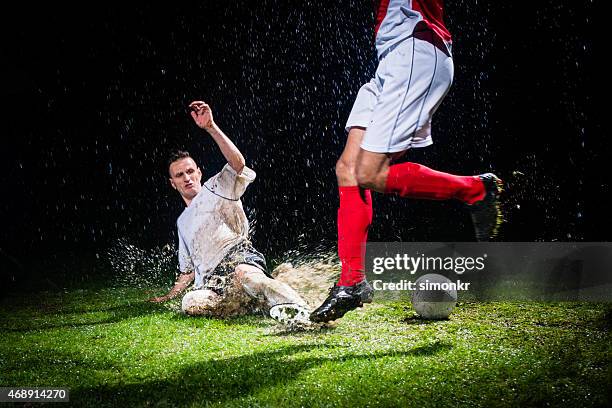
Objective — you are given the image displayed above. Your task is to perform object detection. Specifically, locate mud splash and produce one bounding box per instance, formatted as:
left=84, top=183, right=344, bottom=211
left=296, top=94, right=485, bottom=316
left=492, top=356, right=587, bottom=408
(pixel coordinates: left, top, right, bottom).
left=106, top=238, right=177, bottom=288
left=272, top=251, right=340, bottom=308
left=106, top=237, right=340, bottom=315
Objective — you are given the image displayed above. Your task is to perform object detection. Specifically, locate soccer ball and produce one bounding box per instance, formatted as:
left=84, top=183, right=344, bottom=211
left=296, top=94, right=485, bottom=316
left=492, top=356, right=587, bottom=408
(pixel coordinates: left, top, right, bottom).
left=411, top=273, right=458, bottom=319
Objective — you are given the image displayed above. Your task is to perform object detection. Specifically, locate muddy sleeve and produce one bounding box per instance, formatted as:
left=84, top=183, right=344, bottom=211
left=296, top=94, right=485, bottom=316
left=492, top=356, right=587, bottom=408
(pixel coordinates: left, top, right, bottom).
left=212, top=164, right=256, bottom=199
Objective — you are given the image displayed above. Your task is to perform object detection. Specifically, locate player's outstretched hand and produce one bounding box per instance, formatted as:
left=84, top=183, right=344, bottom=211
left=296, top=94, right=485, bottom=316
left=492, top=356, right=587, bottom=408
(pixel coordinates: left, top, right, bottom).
left=148, top=295, right=170, bottom=303
left=189, top=101, right=214, bottom=130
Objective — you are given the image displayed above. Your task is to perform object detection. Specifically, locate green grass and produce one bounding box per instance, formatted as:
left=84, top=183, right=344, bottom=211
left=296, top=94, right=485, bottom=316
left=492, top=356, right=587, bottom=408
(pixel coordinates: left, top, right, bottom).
left=0, top=288, right=610, bottom=407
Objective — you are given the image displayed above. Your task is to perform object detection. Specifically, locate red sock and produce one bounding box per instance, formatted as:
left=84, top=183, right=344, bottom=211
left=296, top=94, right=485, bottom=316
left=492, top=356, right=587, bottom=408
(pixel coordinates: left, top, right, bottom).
left=337, top=186, right=372, bottom=286
left=385, top=162, right=485, bottom=204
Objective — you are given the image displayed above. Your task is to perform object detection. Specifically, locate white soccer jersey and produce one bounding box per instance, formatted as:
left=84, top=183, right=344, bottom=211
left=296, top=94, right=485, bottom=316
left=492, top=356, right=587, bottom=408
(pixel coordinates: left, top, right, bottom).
left=177, top=164, right=255, bottom=290
left=375, top=0, right=452, bottom=58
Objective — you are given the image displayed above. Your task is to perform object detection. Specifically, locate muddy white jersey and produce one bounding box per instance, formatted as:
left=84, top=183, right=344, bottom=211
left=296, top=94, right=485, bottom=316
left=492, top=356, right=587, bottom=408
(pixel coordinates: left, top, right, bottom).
left=177, top=164, right=255, bottom=290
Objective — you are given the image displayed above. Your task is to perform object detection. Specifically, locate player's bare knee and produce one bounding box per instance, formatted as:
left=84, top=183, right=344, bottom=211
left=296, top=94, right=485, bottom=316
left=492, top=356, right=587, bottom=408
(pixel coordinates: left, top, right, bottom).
left=234, top=265, right=264, bottom=284
left=356, top=155, right=390, bottom=191
left=181, top=290, right=220, bottom=316
left=335, top=158, right=356, bottom=183
left=356, top=165, right=379, bottom=190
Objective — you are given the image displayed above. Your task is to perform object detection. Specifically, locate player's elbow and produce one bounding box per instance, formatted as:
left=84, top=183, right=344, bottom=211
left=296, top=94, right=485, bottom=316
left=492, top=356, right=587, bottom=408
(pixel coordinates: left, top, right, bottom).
left=229, top=153, right=245, bottom=175
left=231, top=159, right=245, bottom=175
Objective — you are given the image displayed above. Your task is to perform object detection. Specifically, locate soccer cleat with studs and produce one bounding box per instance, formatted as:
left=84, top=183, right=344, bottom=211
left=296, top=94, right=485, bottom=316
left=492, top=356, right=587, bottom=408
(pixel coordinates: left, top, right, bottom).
left=269, top=303, right=311, bottom=327
left=468, top=173, right=504, bottom=241
left=310, top=279, right=373, bottom=323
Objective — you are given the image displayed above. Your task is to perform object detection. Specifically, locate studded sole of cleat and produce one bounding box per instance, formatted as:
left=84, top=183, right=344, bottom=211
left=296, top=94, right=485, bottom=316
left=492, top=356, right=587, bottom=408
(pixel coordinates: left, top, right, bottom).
left=490, top=177, right=504, bottom=239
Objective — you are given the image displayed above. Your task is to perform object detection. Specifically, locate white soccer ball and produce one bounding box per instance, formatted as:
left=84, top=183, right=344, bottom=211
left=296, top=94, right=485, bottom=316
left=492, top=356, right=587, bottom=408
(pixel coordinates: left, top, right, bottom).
left=411, top=273, right=458, bottom=319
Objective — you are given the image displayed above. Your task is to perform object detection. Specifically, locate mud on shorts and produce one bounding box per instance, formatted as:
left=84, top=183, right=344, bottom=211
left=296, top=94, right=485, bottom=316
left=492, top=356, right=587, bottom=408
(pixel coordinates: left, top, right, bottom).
left=202, top=241, right=269, bottom=296
left=182, top=241, right=272, bottom=317
left=346, top=30, right=454, bottom=153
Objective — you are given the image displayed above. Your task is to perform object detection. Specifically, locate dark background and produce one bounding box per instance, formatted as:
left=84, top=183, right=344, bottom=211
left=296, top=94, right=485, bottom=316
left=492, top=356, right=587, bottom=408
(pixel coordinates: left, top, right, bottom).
left=0, top=1, right=605, bottom=287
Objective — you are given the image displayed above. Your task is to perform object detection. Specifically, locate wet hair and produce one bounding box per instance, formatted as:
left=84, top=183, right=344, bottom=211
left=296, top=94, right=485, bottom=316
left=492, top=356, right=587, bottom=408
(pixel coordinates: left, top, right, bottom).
left=167, top=150, right=193, bottom=175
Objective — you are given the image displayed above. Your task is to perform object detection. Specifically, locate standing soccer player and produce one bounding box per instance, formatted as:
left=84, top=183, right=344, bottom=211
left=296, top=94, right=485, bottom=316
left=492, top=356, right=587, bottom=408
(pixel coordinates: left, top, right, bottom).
left=311, top=0, right=502, bottom=322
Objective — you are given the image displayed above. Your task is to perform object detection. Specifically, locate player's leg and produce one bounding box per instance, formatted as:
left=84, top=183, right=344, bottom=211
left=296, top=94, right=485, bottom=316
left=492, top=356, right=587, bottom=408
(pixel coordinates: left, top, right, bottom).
left=311, top=75, right=381, bottom=323
left=310, top=130, right=376, bottom=322
left=358, top=152, right=503, bottom=240
left=234, top=264, right=308, bottom=308
left=356, top=148, right=486, bottom=204
left=235, top=264, right=311, bottom=324
left=335, top=128, right=373, bottom=287
left=333, top=78, right=381, bottom=289
left=357, top=34, right=502, bottom=240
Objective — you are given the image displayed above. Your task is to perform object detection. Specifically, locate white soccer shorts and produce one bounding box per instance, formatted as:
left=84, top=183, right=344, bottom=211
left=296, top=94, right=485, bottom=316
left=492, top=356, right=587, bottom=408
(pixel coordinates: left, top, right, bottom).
left=346, top=36, right=454, bottom=153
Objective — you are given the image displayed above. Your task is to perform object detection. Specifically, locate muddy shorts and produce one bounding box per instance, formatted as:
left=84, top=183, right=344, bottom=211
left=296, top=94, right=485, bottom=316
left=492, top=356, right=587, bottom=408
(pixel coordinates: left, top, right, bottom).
left=210, top=241, right=267, bottom=276
left=182, top=242, right=272, bottom=317
left=203, top=241, right=268, bottom=295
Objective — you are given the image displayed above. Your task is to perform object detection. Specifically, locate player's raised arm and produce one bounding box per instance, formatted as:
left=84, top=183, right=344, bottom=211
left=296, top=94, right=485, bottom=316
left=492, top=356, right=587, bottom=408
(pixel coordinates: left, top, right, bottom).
left=189, top=101, right=245, bottom=174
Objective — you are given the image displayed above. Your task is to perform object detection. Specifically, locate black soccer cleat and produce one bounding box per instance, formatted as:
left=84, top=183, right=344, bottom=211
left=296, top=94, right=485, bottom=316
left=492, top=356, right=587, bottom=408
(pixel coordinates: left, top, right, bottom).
left=310, top=279, right=374, bottom=323
left=468, top=173, right=503, bottom=241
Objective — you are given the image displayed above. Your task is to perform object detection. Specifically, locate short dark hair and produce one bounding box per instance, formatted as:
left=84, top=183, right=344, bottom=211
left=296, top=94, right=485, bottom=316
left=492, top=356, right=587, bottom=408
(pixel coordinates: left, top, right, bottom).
left=167, top=150, right=192, bottom=174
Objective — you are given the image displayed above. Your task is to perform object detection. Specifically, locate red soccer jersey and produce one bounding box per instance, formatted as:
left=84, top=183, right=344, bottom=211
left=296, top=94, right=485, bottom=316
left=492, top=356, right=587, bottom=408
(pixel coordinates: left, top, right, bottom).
left=375, top=0, right=452, bottom=43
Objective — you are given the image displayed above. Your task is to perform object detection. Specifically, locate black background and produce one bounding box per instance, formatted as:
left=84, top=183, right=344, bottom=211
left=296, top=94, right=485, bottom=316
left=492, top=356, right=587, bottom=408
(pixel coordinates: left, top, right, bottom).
left=0, top=1, right=605, bottom=286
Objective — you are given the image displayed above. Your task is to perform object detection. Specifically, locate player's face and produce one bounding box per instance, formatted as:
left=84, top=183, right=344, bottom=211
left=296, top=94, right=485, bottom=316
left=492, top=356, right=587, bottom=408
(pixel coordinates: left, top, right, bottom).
left=169, top=157, right=202, bottom=200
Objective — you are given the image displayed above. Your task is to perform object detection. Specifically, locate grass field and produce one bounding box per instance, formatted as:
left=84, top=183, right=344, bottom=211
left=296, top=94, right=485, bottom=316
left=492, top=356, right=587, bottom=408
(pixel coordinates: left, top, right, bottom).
left=1, top=287, right=610, bottom=407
